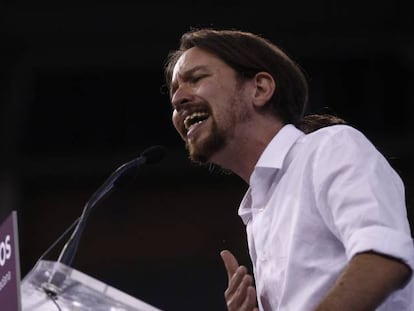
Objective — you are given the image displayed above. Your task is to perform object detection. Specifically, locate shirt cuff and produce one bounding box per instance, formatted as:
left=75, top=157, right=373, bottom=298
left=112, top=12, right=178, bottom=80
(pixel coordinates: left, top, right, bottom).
left=346, top=225, right=414, bottom=272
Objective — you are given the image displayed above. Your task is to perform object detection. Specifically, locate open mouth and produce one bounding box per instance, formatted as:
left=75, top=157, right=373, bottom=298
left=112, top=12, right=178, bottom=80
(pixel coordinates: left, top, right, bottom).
left=184, top=112, right=210, bottom=133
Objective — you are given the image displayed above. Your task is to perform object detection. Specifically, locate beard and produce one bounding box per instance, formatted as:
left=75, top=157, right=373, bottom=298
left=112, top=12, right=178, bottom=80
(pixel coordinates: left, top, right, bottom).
left=186, top=117, right=226, bottom=163
left=186, top=92, right=251, bottom=164
left=182, top=77, right=253, bottom=166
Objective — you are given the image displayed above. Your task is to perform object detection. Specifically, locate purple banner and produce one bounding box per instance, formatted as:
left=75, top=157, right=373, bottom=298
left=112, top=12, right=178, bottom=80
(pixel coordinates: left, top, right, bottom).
left=0, top=211, right=21, bottom=311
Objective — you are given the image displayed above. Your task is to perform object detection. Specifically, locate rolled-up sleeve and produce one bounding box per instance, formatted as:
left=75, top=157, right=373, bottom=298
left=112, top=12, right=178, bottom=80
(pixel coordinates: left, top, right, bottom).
left=347, top=226, right=414, bottom=269
left=314, top=126, right=414, bottom=272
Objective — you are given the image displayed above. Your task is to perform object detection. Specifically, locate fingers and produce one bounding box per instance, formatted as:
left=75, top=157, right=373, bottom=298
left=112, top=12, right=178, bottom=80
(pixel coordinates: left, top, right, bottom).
left=226, top=274, right=254, bottom=309
left=220, top=250, right=240, bottom=280
left=221, top=250, right=258, bottom=311
left=242, top=285, right=258, bottom=310
left=226, top=266, right=249, bottom=297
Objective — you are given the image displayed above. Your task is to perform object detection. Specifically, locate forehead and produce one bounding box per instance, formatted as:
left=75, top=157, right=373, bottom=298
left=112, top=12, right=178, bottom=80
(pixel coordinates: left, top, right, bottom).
left=172, top=47, right=227, bottom=80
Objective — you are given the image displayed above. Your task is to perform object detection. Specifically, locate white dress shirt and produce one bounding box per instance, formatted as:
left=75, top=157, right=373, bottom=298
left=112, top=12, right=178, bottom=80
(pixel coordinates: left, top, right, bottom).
left=238, top=124, right=414, bottom=311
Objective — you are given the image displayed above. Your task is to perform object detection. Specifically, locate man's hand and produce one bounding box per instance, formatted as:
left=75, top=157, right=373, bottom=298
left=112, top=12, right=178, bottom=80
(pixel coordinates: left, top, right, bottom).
left=220, top=250, right=259, bottom=311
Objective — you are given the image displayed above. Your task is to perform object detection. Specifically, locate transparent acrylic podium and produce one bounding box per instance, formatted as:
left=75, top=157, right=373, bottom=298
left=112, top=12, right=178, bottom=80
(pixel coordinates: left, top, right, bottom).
left=21, top=260, right=163, bottom=311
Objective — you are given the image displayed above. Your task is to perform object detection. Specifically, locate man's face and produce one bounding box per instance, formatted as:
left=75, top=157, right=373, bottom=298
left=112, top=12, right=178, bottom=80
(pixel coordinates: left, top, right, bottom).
left=170, top=47, right=251, bottom=163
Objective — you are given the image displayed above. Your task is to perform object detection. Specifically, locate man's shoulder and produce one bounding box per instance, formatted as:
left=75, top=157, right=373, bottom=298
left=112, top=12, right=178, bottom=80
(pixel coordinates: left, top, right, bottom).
left=296, top=124, right=377, bottom=160
left=306, top=123, right=359, bottom=136
left=302, top=124, right=368, bottom=145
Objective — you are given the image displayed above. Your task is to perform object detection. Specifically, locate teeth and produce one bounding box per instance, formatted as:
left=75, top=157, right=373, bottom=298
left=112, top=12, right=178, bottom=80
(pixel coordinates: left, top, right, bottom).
left=184, top=112, right=209, bottom=131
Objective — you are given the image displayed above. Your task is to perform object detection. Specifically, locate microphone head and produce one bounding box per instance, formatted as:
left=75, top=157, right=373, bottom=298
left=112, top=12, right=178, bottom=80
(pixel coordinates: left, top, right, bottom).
left=141, top=145, right=168, bottom=164
left=112, top=145, right=167, bottom=188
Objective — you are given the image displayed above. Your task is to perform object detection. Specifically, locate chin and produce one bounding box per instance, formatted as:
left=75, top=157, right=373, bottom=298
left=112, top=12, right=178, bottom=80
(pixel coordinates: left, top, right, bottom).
left=186, top=133, right=225, bottom=164
left=187, top=142, right=210, bottom=163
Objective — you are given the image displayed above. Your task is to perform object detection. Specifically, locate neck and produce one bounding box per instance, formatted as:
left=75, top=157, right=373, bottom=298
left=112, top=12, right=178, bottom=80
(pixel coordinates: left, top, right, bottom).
left=211, top=119, right=284, bottom=184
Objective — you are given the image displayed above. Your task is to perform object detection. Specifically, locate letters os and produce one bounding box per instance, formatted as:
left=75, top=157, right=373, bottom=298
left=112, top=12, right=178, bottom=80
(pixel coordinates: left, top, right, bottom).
left=0, top=235, right=12, bottom=266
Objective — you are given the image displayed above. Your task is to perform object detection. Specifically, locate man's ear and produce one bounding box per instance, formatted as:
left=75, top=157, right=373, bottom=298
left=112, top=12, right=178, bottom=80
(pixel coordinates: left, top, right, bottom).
left=252, top=72, right=276, bottom=108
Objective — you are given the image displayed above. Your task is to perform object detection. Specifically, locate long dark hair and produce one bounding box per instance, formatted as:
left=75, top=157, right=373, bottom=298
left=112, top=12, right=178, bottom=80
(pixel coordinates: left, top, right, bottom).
left=297, top=114, right=347, bottom=134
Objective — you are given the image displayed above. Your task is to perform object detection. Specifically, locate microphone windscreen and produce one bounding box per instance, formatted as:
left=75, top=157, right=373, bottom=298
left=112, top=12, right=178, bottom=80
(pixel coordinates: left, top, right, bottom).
left=141, top=145, right=168, bottom=164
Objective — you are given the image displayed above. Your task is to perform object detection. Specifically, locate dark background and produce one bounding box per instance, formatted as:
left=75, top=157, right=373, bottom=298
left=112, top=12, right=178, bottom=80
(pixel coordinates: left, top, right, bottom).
left=1, top=1, right=413, bottom=310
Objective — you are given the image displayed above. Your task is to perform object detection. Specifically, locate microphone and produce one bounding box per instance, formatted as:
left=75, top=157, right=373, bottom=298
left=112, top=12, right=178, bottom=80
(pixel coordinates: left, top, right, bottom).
left=56, top=145, right=167, bottom=268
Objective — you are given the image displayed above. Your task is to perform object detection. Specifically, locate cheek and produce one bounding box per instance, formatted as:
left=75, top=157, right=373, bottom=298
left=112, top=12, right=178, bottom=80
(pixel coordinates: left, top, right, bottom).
left=172, top=110, right=185, bottom=138
left=172, top=110, right=179, bottom=130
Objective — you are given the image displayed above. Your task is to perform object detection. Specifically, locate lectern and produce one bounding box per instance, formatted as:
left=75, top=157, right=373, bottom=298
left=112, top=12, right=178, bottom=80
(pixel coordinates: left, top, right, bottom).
left=21, top=260, right=162, bottom=311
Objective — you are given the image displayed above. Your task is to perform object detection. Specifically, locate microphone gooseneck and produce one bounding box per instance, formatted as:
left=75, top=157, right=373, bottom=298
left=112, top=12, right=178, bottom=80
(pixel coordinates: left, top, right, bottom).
left=55, top=145, right=167, bottom=268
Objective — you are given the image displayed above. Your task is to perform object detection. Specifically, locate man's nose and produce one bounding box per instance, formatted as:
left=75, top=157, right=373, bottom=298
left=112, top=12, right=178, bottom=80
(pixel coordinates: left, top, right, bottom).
left=171, top=85, right=193, bottom=111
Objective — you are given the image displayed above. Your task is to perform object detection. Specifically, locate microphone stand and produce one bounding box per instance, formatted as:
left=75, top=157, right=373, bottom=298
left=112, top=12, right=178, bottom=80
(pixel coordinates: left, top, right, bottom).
left=41, top=145, right=166, bottom=295
left=57, top=156, right=147, bottom=268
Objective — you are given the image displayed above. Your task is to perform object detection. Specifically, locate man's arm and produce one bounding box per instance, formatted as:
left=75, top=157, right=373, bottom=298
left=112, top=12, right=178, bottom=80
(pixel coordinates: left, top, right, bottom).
left=314, top=251, right=412, bottom=311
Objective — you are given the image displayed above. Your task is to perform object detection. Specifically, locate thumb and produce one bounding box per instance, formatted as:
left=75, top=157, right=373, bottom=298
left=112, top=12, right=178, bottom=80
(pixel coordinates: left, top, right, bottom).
left=220, top=250, right=240, bottom=281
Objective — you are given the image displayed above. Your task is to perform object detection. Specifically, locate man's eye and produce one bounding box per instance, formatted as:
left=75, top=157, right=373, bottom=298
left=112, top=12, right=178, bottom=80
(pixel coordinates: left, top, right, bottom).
left=191, top=75, right=206, bottom=83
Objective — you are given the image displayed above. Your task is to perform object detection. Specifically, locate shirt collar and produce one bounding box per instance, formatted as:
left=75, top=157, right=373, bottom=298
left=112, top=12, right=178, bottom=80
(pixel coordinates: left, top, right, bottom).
left=254, top=124, right=305, bottom=171
left=238, top=124, right=305, bottom=225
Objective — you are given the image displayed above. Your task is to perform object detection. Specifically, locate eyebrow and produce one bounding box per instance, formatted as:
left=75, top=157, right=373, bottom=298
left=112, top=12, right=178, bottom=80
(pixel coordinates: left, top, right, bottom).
left=170, top=65, right=209, bottom=94
left=179, top=65, right=209, bottom=80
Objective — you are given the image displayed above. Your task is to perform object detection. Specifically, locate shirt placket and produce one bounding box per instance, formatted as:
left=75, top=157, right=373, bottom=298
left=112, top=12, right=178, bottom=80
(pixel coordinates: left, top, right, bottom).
left=250, top=170, right=277, bottom=310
